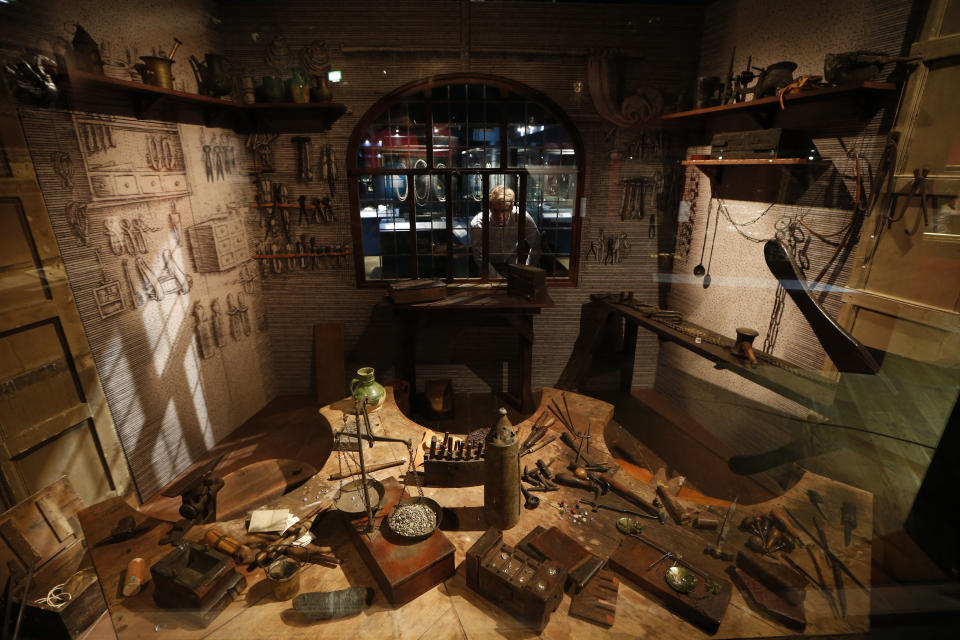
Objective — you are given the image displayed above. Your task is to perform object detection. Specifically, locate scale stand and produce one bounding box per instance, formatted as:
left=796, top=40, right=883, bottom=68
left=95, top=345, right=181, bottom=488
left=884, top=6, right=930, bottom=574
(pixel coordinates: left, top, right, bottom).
left=336, top=400, right=411, bottom=535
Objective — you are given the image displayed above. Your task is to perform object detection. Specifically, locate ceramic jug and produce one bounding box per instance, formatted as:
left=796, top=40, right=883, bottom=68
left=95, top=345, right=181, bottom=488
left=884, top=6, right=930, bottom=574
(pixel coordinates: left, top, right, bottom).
left=350, top=367, right=385, bottom=410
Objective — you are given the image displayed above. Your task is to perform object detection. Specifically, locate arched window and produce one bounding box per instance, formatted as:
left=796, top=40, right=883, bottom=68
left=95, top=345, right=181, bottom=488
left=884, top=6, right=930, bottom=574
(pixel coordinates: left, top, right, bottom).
left=348, top=74, right=585, bottom=285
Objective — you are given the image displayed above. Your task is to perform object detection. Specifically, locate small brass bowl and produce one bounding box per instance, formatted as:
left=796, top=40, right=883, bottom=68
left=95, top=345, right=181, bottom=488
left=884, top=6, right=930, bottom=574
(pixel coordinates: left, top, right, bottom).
left=665, top=565, right=698, bottom=593
left=333, top=478, right=384, bottom=514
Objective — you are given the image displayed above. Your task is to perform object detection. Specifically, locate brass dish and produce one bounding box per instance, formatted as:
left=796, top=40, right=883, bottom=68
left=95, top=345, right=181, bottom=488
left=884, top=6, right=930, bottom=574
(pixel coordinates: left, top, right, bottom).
left=333, top=478, right=385, bottom=514
left=665, top=565, right=698, bottom=594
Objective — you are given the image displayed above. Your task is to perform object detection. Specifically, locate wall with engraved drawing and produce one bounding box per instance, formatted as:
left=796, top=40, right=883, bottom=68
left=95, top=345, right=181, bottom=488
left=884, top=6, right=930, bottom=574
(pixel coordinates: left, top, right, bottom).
left=19, top=105, right=275, bottom=501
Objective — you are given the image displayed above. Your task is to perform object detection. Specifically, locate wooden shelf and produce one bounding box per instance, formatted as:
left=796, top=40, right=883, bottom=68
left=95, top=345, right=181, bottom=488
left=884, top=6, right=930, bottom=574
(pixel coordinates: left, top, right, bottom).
left=599, top=299, right=837, bottom=411
left=682, top=158, right=831, bottom=166
left=658, top=81, right=897, bottom=132
left=61, top=70, right=348, bottom=133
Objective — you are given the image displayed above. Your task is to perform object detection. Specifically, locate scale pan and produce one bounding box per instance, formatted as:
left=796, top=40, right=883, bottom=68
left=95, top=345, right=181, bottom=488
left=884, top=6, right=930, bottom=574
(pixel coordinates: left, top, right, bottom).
left=333, top=478, right=385, bottom=514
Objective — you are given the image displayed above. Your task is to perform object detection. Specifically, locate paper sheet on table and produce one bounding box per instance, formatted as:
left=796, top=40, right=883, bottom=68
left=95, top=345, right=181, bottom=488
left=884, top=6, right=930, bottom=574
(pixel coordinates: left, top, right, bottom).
left=248, top=508, right=297, bottom=533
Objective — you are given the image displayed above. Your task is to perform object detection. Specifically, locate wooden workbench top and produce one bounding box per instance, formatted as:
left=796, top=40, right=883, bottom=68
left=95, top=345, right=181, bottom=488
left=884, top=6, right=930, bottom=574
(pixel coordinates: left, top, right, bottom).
left=78, top=388, right=872, bottom=639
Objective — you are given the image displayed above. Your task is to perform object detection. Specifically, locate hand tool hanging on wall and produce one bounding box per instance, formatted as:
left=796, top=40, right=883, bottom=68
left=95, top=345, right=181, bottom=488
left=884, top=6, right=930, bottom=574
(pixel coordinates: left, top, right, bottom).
left=314, top=196, right=333, bottom=223
left=292, top=136, right=314, bottom=182
left=297, top=195, right=310, bottom=225
left=161, top=249, right=192, bottom=295
left=227, top=293, right=243, bottom=340
left=319, top=143, right=336, bottom=197
left=135, top=256, right=163, bottom=301
left=210, top=299, right=227, bottom=347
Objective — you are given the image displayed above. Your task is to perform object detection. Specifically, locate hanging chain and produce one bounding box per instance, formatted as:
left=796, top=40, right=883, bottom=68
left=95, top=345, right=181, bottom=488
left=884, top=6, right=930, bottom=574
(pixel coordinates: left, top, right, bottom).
left=404, top=440, right=424, bottom=499
left=676, top=169, right=700, bottom=261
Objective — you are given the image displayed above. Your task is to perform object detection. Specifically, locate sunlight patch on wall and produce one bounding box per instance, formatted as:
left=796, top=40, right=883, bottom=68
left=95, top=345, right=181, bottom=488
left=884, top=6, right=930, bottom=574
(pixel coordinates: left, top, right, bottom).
left=184, top=337, right=215, bottom=449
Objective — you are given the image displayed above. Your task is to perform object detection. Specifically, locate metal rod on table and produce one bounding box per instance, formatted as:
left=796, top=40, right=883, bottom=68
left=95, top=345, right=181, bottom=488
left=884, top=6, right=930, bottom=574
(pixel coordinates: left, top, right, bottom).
left=783, top=506, right=866, bottom=592
left=11, top=563, right=35, bottom=640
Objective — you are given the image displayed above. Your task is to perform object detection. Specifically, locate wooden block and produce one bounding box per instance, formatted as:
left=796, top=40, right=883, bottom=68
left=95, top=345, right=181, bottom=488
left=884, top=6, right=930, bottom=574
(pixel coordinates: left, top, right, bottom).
left=506, top=265, right=547, bottom=302
left=609, top=536, right=732, bottom=634
left=345, top=478, right=456, bottom=606
left=0, top=478, right=84, bottom=570
left=569, top=568, right=619, bottom=628
left=36, top=495, right=74, bottom=542
left=465, top=528, right=502, bottom=589
left=314, top=323, right=345, bottom=406
left=525, top=526, right=604, bottom=590
left=388, top=279, right=447, bottom=304
left=0, top=520, right=41, bottom=566
left=736, top=550, right=807, bottom=606
left=732, top=567, right=806, bottom=631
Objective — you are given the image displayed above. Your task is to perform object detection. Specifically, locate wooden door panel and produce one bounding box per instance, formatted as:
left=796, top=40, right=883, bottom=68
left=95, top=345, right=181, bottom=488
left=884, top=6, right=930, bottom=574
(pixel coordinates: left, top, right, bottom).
left=863, top=220, right=960, bottom=311
left=13, top=420, right=111, bottom=507
left=900, top=63, right=960, bottom=174
left=0, top=197, right=50, bottom=309
left=0, top=84, right=131, bottom=508
left=0, top=322, right=84, bottom=440
left=851, top=306, right=958, bottom=362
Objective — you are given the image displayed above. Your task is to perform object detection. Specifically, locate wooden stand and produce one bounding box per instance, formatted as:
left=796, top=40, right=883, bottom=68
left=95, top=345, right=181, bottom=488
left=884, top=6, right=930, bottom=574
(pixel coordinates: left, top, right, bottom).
left=609, top=535, right=732, bottom=634
left=344, top=478, right=455, bottom=606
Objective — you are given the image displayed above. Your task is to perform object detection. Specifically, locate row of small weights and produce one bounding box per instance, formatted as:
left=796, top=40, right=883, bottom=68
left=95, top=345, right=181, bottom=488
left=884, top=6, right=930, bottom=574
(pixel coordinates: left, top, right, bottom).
left=426, top=434, right=484, bottom=461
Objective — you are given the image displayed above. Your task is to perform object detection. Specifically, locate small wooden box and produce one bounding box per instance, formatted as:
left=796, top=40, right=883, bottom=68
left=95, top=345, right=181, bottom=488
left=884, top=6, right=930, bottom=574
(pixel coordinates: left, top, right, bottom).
left=506, top=264, right=548, bottom=302
left=388, top=279, right=447, bottom=304
left=345, top=478, right=456, bottom=606
left=710, top=128, right=814, bottom=159
left=465, top=528, right=567, bottom=633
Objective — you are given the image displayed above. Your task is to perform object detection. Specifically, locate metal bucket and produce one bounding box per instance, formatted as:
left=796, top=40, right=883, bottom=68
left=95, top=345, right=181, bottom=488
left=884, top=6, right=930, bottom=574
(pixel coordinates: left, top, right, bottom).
left=266, top=557, right=300, bottom=601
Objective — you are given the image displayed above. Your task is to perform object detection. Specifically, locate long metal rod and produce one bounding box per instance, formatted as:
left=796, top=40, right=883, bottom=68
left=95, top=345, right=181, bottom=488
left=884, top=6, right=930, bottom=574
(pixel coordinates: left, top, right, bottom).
left=355, top=403, right=373, bottom=532
left=11, top=563, right=35, bottom=640
left=783, top=507, right=866, bottom=592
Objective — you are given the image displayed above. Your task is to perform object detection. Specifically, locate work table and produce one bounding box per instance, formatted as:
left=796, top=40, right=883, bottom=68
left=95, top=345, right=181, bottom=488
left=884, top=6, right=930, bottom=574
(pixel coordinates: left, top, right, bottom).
left=77, top=388, right=872, bottom=639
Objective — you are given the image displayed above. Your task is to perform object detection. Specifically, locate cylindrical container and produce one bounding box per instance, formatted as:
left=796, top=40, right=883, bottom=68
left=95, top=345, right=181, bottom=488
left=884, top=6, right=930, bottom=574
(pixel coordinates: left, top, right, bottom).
left=267, top=557, right=300, bottom=600
left=483, top=408, right=520, bottom=530
left=350, top=366, right=385, bottom=411
left=123, top=557, right=146, bottom=596
left=287, top=69, right=309, bottom=103
left=240, top=76, right=255, bottom=104
left=136, top=56, right=175, bottom=89
left=259, top=75, right=284, bottom=103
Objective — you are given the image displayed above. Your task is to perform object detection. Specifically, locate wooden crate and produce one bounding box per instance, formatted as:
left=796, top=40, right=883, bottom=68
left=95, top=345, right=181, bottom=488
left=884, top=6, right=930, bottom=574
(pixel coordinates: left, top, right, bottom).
left=0, top=477, right=106, bottom=640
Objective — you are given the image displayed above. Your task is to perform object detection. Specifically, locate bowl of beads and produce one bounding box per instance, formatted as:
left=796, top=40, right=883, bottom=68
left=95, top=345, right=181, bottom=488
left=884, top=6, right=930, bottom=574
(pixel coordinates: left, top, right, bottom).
left=386, top=496, right=442, bottom=541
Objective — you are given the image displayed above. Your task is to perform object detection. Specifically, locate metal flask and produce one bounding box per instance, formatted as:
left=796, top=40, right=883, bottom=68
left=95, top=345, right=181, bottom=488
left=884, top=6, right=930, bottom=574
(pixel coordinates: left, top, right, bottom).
left=483, top=408, right=520, bottom=530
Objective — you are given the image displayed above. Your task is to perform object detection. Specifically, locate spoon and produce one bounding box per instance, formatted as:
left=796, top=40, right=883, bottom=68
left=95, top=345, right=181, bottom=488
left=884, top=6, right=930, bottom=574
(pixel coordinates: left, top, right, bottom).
left=702, top=202, right=720, bottom=289
left=693, top=198, right=713, bottom=276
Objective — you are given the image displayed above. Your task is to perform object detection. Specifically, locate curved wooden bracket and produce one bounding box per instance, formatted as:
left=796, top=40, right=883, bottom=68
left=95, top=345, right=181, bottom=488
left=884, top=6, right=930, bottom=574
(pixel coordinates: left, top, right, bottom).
left=586, top=49, right=662, bottom=129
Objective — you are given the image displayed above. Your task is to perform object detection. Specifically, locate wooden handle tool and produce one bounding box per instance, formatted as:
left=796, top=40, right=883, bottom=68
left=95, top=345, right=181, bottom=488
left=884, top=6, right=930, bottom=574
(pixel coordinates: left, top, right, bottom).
left=600, top=473, right=666, bottom=523
left=122, top=557, right=147, bottom=596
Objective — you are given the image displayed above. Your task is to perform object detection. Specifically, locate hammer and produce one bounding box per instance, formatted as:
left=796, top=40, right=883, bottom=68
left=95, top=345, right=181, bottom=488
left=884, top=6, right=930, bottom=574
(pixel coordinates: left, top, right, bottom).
left=520, top=483, right=540, bottom=509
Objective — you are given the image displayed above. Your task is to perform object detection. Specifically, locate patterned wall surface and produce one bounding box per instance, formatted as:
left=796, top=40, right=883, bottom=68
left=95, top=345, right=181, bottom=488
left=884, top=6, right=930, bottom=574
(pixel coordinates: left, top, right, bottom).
left=2, top=0, right=276, bottom=500
left=216, top=0, right=706, bottom=398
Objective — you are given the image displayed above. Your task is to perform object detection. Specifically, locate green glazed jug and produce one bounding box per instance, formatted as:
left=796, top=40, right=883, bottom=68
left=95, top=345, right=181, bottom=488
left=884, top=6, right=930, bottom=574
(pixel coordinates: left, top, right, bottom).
left=350, top=367, right=385, bottom=410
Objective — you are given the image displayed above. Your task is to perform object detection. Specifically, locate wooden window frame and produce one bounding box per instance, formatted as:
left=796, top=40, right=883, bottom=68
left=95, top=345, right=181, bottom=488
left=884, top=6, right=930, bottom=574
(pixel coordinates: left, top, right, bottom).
left=347, top=73, right=586, bottom=287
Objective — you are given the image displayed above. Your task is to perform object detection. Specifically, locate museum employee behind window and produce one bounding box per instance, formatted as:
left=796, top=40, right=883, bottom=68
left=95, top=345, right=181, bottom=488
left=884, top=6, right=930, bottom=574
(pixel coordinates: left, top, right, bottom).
left=469, top=185, right=541, bottom=277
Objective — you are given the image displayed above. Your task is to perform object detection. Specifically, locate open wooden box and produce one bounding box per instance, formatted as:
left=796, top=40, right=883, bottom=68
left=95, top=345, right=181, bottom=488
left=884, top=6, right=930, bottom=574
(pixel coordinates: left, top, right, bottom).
left=0, top=477, right=106, bottom=639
